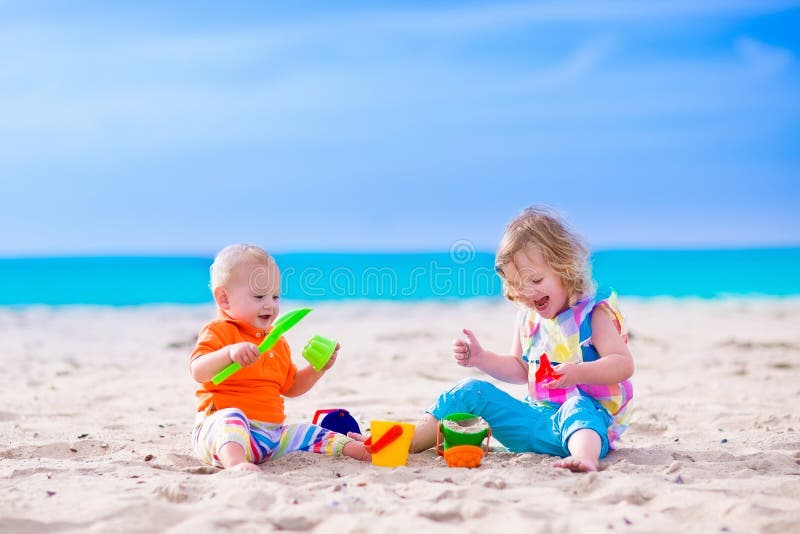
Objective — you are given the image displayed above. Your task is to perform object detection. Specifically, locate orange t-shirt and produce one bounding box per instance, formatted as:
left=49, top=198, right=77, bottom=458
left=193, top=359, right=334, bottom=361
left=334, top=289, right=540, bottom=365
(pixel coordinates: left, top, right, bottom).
left=191, top=314, right=297, bottom=423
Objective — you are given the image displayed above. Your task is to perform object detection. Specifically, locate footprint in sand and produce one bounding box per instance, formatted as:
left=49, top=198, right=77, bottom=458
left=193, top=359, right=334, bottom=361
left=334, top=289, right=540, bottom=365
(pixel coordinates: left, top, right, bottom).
left=628, top=421, right=669, bottom=434
left=154, top=483, right=190, bottom=503
left=267, top=512, right=320, bottom=531
left=147, top=453, right=214, bottom=474
left=596, top=485, right=655, bottom=506
left=418, top=502, right=465, bottom=522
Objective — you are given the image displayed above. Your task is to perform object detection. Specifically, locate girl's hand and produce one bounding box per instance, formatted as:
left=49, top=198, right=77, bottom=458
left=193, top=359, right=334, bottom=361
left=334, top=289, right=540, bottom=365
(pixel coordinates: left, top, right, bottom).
left=453, top=328, right=484, bottom=367
left=319, top=343, right=341, bottom=372
left=228, top=342, right=261, bottom=367
left=545, top=362, right=581, bottom=389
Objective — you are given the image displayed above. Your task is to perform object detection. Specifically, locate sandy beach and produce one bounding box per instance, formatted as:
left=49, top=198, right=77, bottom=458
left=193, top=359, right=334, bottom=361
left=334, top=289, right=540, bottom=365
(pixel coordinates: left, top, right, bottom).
left=2, top=298, right=799, bottom=533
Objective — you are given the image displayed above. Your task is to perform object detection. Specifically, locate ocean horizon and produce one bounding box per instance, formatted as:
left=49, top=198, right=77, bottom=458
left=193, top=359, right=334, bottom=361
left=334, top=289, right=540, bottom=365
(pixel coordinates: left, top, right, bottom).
left=1, top=247, right=798, bottom=306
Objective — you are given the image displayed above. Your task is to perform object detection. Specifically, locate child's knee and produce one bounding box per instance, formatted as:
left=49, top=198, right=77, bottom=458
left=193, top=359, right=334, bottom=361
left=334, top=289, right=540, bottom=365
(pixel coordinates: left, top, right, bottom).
left=451, top=377, right=493, bottom=398
left=431, top=378, right=494, bottom=419
left=193, top=409, right=254, bottom=466
left=210, top=410, right=251, bottom=446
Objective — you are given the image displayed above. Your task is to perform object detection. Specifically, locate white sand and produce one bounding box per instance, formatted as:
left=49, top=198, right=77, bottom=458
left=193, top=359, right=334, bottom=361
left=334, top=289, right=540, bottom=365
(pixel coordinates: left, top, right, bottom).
left=1, top=298, right=799, bottom=533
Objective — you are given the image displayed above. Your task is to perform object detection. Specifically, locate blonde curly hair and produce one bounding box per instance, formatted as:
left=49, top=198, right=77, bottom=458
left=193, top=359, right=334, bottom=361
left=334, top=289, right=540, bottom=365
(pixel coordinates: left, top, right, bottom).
left=495, top=206, right=594, bottom=306
left=209, top=244, right=274, bottom=290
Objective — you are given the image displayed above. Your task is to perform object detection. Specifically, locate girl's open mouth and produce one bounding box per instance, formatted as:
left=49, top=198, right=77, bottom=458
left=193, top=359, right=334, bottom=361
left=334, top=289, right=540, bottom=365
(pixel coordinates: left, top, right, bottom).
left=534, top=296, right=549, bottom=312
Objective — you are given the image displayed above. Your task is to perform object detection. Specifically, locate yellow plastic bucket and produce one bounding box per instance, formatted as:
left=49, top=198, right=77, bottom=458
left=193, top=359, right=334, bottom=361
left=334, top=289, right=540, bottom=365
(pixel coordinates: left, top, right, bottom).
left=366, top=420, right=415, bottom=467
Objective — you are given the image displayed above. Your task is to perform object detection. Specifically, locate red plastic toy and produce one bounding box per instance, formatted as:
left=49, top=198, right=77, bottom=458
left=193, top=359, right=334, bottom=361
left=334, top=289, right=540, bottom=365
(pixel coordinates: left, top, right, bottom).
left=364, top=424, right=404, bottom=453
left=534, top=353, right=561, bottom=383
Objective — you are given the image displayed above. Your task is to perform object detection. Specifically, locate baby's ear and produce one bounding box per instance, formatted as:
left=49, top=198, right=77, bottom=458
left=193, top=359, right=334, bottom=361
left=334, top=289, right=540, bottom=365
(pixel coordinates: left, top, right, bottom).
left=213, top=287, right=229, bottom=309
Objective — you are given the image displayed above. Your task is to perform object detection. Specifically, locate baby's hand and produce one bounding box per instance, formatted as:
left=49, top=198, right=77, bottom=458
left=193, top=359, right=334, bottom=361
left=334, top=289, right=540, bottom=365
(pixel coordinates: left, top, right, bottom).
left=319, top=343, right=341, bottom=372
left=453, top=328, right=483, bottom=368
left=228, top=342, right=261, bottom=368
left=545, top=362, right=580, bottom=389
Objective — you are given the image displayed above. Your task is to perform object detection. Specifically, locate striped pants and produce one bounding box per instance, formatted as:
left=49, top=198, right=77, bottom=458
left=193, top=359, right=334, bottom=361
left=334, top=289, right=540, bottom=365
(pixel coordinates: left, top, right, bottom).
left=192, top=408, right=354, bottom=467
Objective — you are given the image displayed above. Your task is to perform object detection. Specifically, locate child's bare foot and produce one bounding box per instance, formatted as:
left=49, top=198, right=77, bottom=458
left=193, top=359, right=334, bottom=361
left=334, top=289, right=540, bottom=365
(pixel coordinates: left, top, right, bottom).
left=229, top=461, right=261, bottom=472
left=343, top=438, right=371, bottom=462
left=552, top=456, right=599, bottom=472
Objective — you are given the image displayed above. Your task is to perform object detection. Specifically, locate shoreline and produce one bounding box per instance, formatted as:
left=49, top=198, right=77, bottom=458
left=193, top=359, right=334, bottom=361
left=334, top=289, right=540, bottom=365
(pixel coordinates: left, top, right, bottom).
left=3, top=292, right=800, bottom=309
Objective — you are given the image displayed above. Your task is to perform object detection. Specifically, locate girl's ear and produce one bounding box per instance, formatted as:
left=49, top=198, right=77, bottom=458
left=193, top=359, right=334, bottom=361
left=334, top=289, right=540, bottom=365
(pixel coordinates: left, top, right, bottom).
left=213, top=287, right=230, bottom=309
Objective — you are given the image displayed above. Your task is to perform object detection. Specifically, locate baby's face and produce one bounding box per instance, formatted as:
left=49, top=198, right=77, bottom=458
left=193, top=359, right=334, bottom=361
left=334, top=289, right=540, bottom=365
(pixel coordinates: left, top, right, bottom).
left=499, top=245, right=569, bottom=319
left=223, top=260, right=282, bottom=329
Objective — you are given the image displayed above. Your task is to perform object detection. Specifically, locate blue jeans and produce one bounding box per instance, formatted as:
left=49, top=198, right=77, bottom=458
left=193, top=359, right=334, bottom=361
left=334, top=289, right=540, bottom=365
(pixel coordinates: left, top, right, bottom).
left=428, top=378, right=612, bottom=457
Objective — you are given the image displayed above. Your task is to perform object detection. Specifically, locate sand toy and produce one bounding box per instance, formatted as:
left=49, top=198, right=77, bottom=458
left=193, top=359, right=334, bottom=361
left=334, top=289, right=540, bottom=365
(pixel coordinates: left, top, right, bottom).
left=365, top=421, right=415, bottom=467
left=436, top=413, right=491, bottom=468
left=312, top=408, right=361, bottom=435
left=212, top=308, right=312, bottom=384
left=534, top=353, right=577, bottom=403
left=302, top=335, right=338, bottom=371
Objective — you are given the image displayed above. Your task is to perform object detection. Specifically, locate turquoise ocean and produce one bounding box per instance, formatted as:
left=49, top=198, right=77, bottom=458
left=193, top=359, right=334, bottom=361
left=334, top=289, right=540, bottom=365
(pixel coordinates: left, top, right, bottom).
left=1, top=248, right=798, bottom=306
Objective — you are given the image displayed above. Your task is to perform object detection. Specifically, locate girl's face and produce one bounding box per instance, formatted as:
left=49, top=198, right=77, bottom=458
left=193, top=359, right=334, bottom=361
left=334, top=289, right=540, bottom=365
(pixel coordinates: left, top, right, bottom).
left=217, top=260, right=281, bottom=329
left=500, top=245, right=569, bottom=319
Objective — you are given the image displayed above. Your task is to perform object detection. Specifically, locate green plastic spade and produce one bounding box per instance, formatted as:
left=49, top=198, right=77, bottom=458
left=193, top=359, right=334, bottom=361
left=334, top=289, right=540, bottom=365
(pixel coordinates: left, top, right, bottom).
left=211, top=307, right=312, bottom=385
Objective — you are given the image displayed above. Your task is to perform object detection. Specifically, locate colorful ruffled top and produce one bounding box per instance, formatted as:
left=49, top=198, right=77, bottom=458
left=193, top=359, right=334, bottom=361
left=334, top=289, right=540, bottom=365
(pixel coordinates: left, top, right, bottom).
left=520, top=289, right=633, bottom=447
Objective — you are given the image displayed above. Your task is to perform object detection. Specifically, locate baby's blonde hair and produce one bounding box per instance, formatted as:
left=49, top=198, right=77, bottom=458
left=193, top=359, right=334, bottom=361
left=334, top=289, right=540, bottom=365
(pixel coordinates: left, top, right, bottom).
left=210, top=244, right=272, bottom=290
left=495, top=206, right=593, bottom=306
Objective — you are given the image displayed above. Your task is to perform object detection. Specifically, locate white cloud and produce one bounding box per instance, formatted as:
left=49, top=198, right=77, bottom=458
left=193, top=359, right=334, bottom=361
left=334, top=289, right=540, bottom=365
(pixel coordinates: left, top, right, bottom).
left=513, top=36, right=620, bottom=89
left=736, top=36, right=795, bottom=78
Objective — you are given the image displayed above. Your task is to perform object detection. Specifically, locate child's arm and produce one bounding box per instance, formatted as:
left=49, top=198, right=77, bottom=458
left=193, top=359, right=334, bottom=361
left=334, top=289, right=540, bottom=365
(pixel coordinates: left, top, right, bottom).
left=190, top=342, right=260, bottom=383
left=453, top=310, right=528, bottom=384
left=283, top=346, right=339, bottom=397
left=546, top=310, right=634, bottom=388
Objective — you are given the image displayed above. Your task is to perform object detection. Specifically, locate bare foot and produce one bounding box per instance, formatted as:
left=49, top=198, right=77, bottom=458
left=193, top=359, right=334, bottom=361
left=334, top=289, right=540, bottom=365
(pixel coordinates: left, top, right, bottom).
left=343, top=439, right=371, bottom=462
left=552, top=456, right=599, bottom=472
left=347, top=432, right=367, bottom=442
left=229, top=462, right=261, bottom=472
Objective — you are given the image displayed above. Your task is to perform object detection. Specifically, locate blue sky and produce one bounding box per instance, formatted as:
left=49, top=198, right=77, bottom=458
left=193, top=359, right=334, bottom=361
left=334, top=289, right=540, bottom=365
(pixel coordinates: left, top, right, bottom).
left=1, top=0, right=799, bottom=255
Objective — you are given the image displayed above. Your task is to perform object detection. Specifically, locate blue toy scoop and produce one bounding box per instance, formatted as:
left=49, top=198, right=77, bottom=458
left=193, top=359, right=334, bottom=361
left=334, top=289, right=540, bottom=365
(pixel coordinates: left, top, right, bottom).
left=312, top=408, right=361, bottom=435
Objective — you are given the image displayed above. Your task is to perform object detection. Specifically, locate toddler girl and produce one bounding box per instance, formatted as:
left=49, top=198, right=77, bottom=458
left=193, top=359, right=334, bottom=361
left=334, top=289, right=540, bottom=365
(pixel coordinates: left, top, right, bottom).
left=409, top=207, right=634, bottom=472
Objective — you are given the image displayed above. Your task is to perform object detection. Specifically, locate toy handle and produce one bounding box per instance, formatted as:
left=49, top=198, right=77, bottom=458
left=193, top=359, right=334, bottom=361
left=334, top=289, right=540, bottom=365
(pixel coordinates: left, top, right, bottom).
left=211, top=332, right=281, bottom=385
left=211, top=308, right=312, bottom=385
left=482, top=428, right=492, bottom=456
left=436, top=424, right=445, bottom=456
left=364, top=424, right=403, bottom=454
left=211, top=362, right=242, bottom=385
left=312, top=409, right=337, bottom=426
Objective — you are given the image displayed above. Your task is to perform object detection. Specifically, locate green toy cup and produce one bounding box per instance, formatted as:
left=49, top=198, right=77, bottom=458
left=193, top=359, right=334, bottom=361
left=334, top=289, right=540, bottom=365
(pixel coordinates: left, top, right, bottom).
left=440, top=413, right=490, bottom=449
left=302, top=335, right=338, bottom=371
